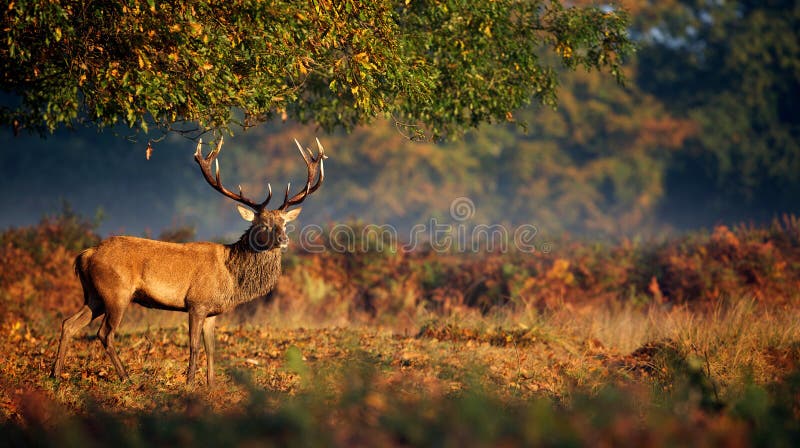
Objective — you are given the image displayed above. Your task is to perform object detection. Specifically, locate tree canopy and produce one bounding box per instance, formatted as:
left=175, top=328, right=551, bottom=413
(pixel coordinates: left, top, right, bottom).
left=3, top=1, right=795, bottom=236
left=1, top=0, right=633, bottom=139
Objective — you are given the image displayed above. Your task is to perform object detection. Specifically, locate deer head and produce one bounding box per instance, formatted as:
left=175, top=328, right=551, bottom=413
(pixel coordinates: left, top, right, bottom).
left=194, top=137, right=326, bottom=251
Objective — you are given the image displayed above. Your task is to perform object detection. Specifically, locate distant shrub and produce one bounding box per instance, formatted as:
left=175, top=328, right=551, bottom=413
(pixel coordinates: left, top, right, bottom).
left=158, top=224, right=197, bottom=243
left=0, top=203, right=100, bottom=260
left=3, top=210, right=799, bottom=330
left=0, top=205, right=101, bottom=326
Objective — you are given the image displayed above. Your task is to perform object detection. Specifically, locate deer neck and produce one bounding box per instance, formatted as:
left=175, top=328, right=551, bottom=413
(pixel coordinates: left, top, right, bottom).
left=224, top=234, right=283, bottom=304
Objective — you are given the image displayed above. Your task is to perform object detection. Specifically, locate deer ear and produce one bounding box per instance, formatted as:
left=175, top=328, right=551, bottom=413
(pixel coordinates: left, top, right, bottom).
left=283, top=207, right=302, bottom=223
left=236, top=205, right=255, bottom=222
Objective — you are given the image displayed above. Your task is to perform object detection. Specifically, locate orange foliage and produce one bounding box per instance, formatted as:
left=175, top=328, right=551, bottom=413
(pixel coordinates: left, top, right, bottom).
left=637, top=117, right=698, bottom=149
left=0, top=212, right=98, bottom=326
left=3, top=214, right=799, bottom=332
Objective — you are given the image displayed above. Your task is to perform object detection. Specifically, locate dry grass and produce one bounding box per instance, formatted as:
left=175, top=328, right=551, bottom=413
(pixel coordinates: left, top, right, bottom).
left=565, top=299, right=800, bottom=384
left=2, top=215, right=799, bottom=445
left=2, top=294, right=799, bottom=446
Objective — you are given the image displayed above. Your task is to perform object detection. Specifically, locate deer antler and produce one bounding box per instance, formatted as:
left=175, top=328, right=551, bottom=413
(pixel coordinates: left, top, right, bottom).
left=278, top=138, right=327, bottom=210
left=194, top=137, right=273, bottom=211
left=194, top=137, right=326, bottom=212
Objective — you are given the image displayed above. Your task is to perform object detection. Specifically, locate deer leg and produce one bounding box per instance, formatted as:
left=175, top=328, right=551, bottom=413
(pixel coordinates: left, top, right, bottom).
left=98, top=305, right=129, bottom=381
left=202, top=315, right=217, bottom=387
left=52, top=304, right=103, bottom=378
left=187, top=310, right=206, bottom=385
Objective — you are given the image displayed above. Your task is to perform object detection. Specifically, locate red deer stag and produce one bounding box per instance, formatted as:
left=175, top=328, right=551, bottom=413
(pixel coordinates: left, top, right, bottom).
left=52, top=137, right=326, bottom=386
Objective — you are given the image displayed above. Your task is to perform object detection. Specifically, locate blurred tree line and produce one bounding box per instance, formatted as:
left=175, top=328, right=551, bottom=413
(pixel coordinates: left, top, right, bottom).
left=1, top=0, right=797, bottom=237
left=633, top=0, right=800, bottom=229
left=231, top=0, right=798, bottom=235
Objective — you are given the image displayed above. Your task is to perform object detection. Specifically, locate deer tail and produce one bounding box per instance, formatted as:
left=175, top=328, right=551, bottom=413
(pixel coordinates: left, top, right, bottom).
left=73, top=248, right=99, bottom=305
left=73, top=248, right=95, bottom=279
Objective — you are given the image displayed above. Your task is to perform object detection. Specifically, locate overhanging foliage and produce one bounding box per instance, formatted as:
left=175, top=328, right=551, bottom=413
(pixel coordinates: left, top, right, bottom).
left=1, top=0, right=633, bottom=139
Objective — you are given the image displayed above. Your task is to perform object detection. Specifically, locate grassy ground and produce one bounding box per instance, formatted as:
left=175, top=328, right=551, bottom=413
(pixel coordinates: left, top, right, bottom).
left=2, top=298, right=799, bottom=446
left=2, top=215, right=800, bottom=445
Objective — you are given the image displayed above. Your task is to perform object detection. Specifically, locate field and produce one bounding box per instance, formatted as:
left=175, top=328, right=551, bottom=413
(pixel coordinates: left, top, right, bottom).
left=2, top=212, right=800, bottom=446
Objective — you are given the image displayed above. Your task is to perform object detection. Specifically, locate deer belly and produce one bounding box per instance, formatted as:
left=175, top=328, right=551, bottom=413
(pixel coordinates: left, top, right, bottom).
left=132, top=291, right=187, bottom=312
left=133, top=274, right=191, bottom=311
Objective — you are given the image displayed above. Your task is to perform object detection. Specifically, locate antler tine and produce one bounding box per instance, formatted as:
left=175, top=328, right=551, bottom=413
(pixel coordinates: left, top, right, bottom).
left=316, top=137, right=329, bottom=160
left=193, top=137, right=271, bottom=211
left=213, top=137, right=224, bottom=156
left=279, top=138, right=326, bottom=210
left=283, top=182, right=291, bottom=205
left=313, top=138, right=326, bottom=189
left=307, top=140, right=325, bottom=191
left=293, top=138, right=312, bottom=164
left=259, top=183, right=273, bottom=209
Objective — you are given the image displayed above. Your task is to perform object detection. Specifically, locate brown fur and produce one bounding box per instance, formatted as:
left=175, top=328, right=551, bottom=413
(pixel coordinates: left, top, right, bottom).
left=52, top=209, right=296, bottom=386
